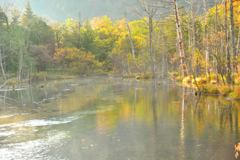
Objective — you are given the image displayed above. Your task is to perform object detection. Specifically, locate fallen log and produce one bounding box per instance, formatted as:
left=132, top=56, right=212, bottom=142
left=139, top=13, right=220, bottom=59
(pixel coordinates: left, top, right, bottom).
left=0, top=77, right=16, bottom=89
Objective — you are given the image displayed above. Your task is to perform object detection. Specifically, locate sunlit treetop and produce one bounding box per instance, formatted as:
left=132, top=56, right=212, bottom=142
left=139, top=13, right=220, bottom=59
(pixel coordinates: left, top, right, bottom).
left=21, top=1, right=34, bottom=26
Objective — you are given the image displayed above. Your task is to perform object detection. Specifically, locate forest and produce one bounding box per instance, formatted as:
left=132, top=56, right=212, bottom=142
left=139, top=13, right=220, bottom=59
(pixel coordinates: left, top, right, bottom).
left=1, top=0, right=240, bottom=98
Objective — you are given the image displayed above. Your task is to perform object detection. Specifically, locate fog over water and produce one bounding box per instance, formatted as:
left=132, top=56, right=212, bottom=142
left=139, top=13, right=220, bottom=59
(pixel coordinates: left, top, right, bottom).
left=0, top=77, right=238, bottom=159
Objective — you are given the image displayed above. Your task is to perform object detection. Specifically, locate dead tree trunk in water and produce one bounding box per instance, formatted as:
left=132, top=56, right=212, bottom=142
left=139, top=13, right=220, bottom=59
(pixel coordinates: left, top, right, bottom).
left=149, top=14, right=155, bottom=77
left=130, top=0, right=158, bottom=77
left=125, top=17, right=141, bottom=72
left=18, top=40, right=23, bottom=88
left=203, top=0, right=209, bottom=76
left=174, top=0, right=188, bottom=77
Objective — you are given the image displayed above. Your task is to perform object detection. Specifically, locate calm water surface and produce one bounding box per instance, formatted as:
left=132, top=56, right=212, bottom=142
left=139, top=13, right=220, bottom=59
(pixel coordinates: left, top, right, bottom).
left=0, top=77, right=239, bottom=160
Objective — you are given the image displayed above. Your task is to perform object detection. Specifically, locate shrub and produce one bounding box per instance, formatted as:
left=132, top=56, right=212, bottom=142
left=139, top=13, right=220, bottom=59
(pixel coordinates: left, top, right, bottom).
left=235, top=76, right=240, bottom=85
left=139, top=73, right=153, bottom=79
left=135, top=73, right=153, bottom=79
left=197, top=77, right=207, bottom=85
left=175, top=76, right=183, bottom=82
left=201, top=85, right=219, bottom=94
left=233, top=73, right=239, bottom=79
left=171, top=71, right=178, bottom=76
left=219, top=76, right=227, bottom=84
left=229, top=92, right=239, bottom=99
left=36, top=71, right=48, bottom=80
left=192, top=77, right=207, bottom=86
left=199, top=85, right=208, bottom=93
left=208, top=85, right=219, bottom=94
left=123, top=73, right=135, bottom=78
left=171, top=75, right=177, bottom=79
left=183, top=76, right=192, bottom=84
left=211, top=80, right=217, bottom=85
left=218, top=86, right=232, bottom=96
left=230, top=85, right=240, bottom=99
left=208, top=73, right=217, bottom=81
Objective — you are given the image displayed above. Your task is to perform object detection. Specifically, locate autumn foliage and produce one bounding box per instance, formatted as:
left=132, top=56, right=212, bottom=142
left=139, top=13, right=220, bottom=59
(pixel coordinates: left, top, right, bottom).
left=54, top=48, right=104, bottom=75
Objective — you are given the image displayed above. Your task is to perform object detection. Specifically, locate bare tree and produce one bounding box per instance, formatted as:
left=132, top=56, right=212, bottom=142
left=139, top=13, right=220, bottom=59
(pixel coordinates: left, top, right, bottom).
left=174, top=0, right=188, bottom=76
left=125, top=13, right=141, bottom=72
left=224, top=0, right=231, bottom=86
left=78, top=10, right=82, bottom=47
left=229, top=0, right=237, bottom=73
left=203, top=0, right=209, bottom=76
left=162, top=29, right=166, bottom=78
left=129, top=0, right=160, bottom=77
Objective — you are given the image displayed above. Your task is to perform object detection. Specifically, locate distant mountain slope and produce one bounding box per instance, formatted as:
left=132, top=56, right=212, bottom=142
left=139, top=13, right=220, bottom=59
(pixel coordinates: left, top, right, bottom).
left=13, top=0, right=216, bottom=22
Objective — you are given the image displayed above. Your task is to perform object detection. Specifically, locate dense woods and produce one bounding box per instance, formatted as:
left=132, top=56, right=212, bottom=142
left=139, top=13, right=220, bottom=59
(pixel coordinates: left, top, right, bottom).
left=1, top=0, right=240, bottom=98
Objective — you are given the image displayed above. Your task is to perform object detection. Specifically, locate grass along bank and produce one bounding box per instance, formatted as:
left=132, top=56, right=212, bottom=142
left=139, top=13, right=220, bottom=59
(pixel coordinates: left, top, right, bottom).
left=171, top=72, right=240, bottom=100
left=0, top=69, right=78, bottom=88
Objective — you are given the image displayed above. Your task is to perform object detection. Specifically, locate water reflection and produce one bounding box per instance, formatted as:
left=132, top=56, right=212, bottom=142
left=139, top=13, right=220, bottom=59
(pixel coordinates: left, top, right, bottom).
left=0, top=77, right=239, bottom=159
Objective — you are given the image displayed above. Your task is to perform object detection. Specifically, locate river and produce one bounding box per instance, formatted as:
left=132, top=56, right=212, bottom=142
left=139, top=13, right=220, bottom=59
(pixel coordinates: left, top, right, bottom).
left=0, top=77, right=239, bottom=160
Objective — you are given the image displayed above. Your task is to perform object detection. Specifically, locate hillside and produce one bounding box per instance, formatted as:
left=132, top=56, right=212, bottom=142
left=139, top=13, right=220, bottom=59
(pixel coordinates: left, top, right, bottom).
left=13, top=0, right=217, bottom=22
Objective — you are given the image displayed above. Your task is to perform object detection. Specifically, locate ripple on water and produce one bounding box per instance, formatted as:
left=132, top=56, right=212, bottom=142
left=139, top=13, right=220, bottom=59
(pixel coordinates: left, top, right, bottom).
left=0, top=131, right=70, bottom=160
left=0, top=130, right=15, bottom=137
left=0, top=116, right=79, bottom=128
left=0, top=115, right=79, bottom=159
left=0, top=114, right=18, bottom=119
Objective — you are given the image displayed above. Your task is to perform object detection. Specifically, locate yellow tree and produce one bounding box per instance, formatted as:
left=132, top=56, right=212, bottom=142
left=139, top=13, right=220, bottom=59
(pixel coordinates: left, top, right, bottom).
left=54, top=47, right=97, bottom=75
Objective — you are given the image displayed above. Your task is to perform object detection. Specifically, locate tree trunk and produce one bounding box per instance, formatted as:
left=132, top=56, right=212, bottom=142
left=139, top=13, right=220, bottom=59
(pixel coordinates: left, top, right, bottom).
left=204, top=0, right=209, bottom=75
left=162, top=31, right=166, bottom=78
left=174, top=0, right=188, bottom=77
left=149, top=15, right=155, bottom=77
left=214, top=0, right=218, bottom=76
left=191, top=0, right=200, bottom=76
left=230, top=0, right=237, bottom=73
left=18, top=40, right=23, bottom=87
left=78, top=11, right=82, bottom=47
left=126, top=19, right=141, bottom=72
left=215, top=0, right=218, bottom=33
left=0, top=49, right=6, bottom=80
left=236, top=28, right=240, bottom=73
left=225, top=0, right=231, bottom=86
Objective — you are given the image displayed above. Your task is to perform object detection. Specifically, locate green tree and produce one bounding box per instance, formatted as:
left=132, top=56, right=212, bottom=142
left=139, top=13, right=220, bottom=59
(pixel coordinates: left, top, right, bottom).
left=61, top=19, right=80, bottom=48
left=10, top=25, right=33, bottom=82
left=10, top=9, right=22, bottom=26
left=21, top=1, right=34, bottom=26
left=81, top=18, right=94, bottom=53
left=29, top=16, right=54, bottom=45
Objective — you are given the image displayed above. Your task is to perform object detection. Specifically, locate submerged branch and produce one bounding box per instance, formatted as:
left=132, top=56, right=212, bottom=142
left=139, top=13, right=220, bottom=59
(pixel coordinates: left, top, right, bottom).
left=0, top=96, right=20, bottom=104
left=0, top=77, right=16, bottom=89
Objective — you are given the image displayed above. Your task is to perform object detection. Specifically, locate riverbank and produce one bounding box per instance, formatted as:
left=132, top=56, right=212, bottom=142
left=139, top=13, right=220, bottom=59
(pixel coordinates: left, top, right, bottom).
left=174, top=75, right=240, bottom=101
left=0, top=69, right=79, bottom=87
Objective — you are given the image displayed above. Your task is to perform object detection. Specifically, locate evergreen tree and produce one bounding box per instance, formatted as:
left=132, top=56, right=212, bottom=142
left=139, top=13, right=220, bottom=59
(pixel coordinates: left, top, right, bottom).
left=21, top=1, right=34, bottom=26
left=81, top=18, right=94, bottom=53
